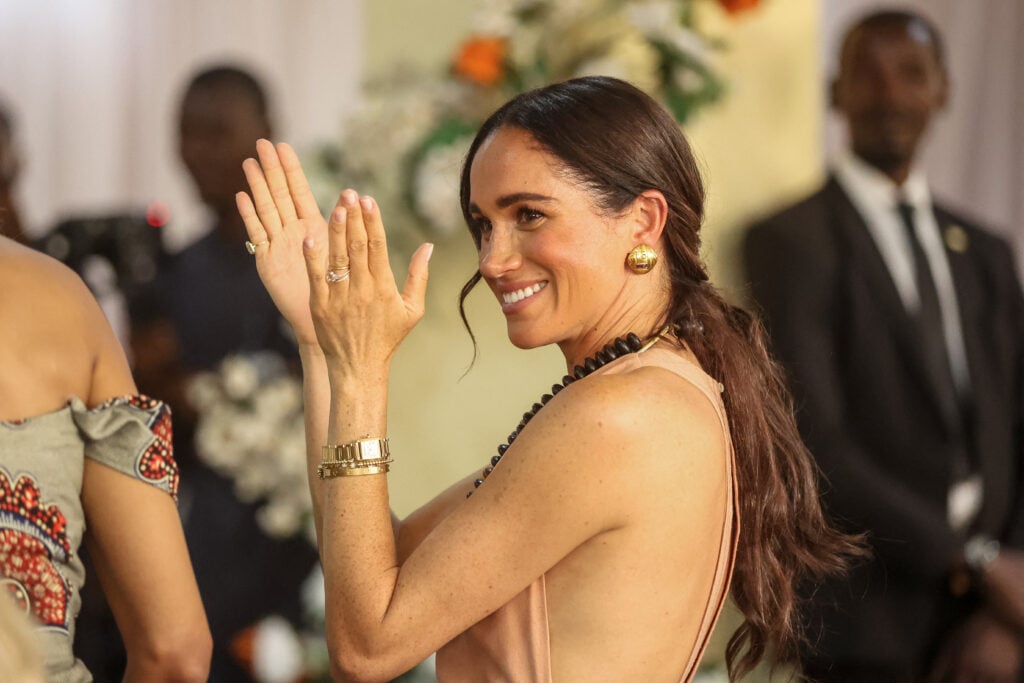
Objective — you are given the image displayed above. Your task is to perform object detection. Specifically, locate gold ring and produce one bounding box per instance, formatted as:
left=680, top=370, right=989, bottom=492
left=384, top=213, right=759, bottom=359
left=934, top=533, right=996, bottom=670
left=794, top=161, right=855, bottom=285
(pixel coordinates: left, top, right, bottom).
left=245, top=240, right=269, bottom=255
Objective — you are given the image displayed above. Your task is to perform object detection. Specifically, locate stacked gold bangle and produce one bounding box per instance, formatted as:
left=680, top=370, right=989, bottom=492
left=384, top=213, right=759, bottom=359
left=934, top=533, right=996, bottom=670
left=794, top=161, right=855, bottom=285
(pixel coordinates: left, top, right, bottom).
left=318, top=437, right=392, bottom=479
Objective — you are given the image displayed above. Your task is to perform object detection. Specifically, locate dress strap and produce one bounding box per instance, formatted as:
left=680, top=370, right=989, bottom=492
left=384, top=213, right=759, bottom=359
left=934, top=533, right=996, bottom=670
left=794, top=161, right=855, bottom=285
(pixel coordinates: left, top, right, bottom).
left=627, top=346, right=740, bottom=683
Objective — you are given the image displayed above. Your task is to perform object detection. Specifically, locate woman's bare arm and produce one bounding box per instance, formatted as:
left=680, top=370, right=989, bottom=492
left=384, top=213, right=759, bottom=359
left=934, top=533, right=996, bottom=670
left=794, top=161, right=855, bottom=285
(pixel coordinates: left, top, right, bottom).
left=81, top=464, right=211, bottom=683
left=238, top=141, right=470, bottom=556
left=79, top=275, right=211, bottom=683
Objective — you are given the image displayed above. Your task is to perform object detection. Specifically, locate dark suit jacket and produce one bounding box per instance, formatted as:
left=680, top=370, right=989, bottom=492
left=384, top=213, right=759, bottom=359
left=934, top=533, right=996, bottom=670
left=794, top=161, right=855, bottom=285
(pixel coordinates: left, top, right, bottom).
left=743, top=177, right=1024, bottom=667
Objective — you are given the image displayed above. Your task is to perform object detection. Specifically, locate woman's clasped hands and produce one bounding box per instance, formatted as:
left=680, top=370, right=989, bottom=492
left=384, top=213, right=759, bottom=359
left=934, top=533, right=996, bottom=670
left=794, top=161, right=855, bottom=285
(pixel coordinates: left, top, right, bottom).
left=236, top=139, right=433, bottom=375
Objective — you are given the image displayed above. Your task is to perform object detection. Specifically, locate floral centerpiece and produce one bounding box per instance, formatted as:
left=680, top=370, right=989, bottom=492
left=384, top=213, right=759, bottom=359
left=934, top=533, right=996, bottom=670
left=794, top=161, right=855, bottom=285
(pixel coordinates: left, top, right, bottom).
left=188, top=352, right=312, bottom=542
left=305, top=0, right=761, bottom=249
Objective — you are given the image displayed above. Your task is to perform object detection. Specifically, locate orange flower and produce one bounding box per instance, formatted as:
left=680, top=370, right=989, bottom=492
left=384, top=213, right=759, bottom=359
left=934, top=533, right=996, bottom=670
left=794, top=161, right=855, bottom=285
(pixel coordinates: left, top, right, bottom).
left=720, top=0, right=760, bottom=15
left=453, top=36, right=507, bottom=86
left=230, top=625, right=256, bottom=674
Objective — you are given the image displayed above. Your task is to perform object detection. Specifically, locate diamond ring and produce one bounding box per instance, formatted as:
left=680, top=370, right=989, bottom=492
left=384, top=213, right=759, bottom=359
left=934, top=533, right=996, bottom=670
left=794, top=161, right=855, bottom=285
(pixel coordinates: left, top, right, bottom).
left=326, top=268, right=351, bottom=283
left=245, top=240, right=269, bottom=255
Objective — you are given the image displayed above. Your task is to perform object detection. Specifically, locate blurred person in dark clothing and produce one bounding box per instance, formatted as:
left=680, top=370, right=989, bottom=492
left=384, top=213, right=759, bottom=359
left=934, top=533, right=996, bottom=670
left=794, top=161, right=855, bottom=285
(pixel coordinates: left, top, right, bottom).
left=150, top=65, right=298, bottom=373
left=78, top=65, right=319, bottom=683
left=744, top=10, right=1024, bottom=682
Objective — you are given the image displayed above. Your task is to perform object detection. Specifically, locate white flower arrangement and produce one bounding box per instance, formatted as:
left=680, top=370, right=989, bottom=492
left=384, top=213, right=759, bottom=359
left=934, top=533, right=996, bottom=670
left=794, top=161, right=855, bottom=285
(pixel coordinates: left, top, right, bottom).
left=304, top=0, right=761, bottom=250
left=189, top=352, right=314, bottom=543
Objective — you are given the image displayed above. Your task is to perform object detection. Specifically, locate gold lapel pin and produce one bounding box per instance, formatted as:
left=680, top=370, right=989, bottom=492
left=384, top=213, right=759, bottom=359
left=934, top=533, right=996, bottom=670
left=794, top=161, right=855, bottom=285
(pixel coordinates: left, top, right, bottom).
left=944, top=225, right=969, bottom=253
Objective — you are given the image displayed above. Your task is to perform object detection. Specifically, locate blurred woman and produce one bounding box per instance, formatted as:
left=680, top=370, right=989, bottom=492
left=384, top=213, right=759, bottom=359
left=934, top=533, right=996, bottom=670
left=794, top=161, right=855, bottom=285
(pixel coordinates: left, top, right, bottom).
left=0, top=234, right=211, bottom=682
left=238, top=76, right=861, bottom=682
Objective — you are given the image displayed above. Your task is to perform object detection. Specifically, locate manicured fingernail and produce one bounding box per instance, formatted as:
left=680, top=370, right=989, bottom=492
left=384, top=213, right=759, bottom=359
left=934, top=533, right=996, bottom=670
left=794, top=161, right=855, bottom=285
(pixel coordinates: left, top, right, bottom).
left=425, top=243, right=435, bottom=261
left=360, top=196, right=374, bottom=212
left=342, top=189, right=358, bottom=206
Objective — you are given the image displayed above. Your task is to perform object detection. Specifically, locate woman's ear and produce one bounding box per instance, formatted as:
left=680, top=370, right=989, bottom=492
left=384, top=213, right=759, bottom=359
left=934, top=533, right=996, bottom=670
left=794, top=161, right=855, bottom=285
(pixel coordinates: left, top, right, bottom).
left=630, top=189, right=669, bottom=246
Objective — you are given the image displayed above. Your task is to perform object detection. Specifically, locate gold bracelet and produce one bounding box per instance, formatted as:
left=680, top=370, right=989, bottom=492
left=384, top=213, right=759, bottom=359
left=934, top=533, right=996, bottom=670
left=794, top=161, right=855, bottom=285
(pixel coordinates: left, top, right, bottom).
left=318, top=460, right=392, bottom=479
left=318, top=437, right=392, bottom=480
left=321, top=437, right=390, bottom=465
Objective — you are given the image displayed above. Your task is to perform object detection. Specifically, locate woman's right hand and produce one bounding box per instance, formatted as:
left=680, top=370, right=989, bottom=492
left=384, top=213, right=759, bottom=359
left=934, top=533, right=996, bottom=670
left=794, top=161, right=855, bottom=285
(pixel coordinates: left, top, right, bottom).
left=236, top=139, right=327, bottom=347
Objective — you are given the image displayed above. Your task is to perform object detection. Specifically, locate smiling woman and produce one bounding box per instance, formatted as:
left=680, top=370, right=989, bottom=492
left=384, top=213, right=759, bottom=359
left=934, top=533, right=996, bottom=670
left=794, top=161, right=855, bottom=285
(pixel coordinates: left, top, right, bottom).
left=465, top=129, right=668, bottom=355
left=236, top=76, right=863, bottom=682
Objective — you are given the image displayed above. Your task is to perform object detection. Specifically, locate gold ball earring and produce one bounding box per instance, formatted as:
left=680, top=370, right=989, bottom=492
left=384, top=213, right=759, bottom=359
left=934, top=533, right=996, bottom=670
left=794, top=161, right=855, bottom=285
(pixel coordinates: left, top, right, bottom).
left=626, top=244, right=658, bottom=274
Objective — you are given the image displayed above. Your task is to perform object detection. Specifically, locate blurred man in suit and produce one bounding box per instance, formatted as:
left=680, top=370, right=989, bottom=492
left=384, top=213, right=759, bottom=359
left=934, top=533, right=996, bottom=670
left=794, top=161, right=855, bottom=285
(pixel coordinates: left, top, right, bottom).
left=744, top=10, right=1024, bottom=681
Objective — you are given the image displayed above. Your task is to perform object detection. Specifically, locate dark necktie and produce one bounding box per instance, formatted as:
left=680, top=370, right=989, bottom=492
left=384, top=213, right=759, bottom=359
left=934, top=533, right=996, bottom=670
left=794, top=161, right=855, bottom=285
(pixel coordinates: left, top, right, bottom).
left=898, top=201, right=972, bottom=472
left=897, top=202, right=945, bottom=347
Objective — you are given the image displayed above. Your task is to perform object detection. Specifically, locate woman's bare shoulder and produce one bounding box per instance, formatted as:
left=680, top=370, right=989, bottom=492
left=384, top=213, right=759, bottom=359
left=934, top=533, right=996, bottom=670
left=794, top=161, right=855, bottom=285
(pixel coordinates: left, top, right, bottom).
left=0, top=237, right=105, bottom=330
left=556, top=361, right=722, bottom=442
left=531, top=361, right=727, bottom=487
left=0, top=237, right=133, bottom=413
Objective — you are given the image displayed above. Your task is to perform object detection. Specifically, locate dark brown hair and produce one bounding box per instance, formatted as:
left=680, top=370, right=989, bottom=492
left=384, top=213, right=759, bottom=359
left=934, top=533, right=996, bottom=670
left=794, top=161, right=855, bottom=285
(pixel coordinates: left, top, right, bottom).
left=458, top=76, right=863, bottom=678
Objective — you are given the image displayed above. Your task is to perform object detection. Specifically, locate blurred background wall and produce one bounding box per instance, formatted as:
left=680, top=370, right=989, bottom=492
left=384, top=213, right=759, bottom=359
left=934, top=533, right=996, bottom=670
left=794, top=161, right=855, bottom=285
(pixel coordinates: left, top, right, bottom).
left=0, top=0, right=363, bottom=248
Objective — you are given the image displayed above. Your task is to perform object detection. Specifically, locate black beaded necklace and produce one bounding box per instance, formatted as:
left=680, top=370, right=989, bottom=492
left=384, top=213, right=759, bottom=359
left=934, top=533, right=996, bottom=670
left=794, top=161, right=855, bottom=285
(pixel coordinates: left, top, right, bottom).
left=467, top=328, right=669, bottom=497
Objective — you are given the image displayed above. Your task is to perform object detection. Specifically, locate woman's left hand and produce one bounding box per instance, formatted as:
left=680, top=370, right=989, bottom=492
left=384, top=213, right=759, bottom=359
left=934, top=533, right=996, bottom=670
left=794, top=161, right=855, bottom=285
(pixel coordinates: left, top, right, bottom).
left=302, top=189, right=433, bottom=379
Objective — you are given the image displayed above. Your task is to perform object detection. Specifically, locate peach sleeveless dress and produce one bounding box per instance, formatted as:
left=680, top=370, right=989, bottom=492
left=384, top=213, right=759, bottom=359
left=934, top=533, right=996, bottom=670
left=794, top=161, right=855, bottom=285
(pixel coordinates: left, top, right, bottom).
left=436, top=345, right=740, bottom=682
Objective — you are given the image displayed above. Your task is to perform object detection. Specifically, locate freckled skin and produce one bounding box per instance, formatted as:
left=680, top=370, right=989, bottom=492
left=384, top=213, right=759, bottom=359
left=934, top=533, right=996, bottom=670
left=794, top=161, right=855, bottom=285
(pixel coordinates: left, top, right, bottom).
left=239, top=122, right=735, bottom=681
left=469, top=127, right=671, bottom=367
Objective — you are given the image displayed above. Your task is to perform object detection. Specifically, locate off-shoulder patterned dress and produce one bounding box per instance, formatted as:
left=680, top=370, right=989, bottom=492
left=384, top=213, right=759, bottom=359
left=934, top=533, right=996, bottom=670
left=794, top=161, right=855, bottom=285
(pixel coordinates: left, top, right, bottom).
left=0, top=395, right=178, bottom=683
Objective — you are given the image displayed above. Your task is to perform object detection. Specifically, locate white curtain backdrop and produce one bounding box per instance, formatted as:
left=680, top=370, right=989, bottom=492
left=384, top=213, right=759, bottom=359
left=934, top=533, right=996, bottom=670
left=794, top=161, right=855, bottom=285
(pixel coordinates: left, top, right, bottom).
left=0, top=0, right=363, bottom=248
left=822, top=0, right=1024, bottom=275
